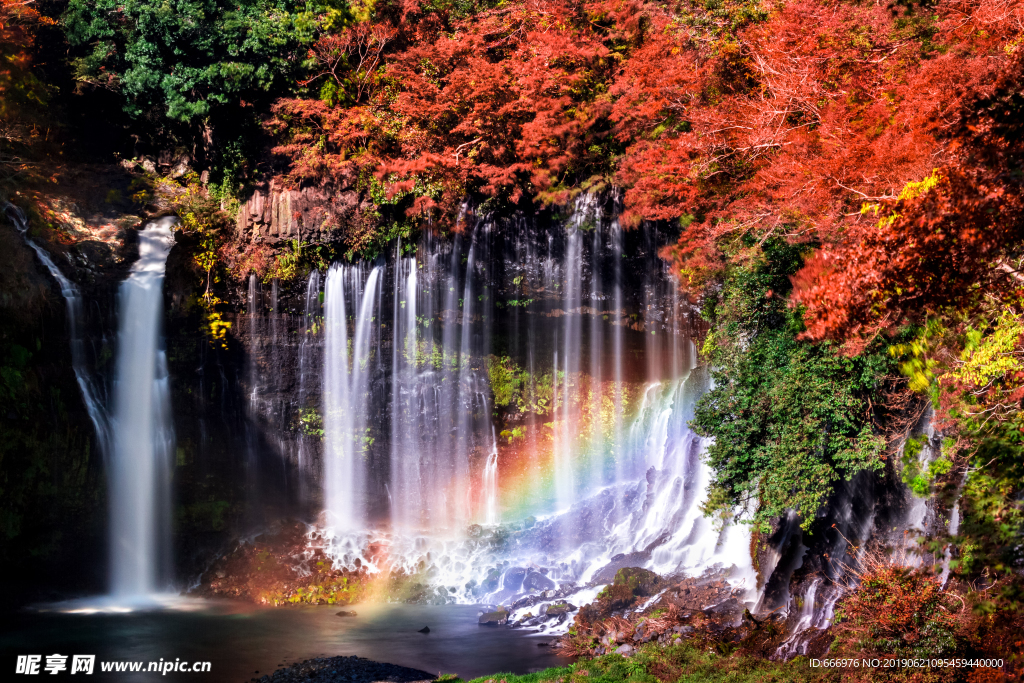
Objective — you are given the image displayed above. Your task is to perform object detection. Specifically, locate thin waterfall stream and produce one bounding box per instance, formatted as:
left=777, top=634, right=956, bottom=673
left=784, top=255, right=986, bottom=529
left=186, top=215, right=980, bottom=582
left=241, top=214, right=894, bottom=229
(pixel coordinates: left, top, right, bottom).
left=3, top=202, right=110, bottom=458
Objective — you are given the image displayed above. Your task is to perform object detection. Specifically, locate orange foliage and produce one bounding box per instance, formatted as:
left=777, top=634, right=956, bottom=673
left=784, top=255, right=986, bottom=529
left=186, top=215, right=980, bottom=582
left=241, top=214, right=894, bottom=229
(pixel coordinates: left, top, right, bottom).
left=0, top=0, right=50, bottom=118
left=266, top=0, right=1024, bottom=316
left=793, top=48, right=1024, bottom=346
left=268, top=0, right=627, bottom=218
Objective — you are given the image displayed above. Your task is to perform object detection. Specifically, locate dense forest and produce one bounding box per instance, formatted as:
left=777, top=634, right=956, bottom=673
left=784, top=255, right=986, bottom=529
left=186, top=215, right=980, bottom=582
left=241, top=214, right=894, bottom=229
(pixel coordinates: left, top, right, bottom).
left=3, top=0, right=1024, bottom=679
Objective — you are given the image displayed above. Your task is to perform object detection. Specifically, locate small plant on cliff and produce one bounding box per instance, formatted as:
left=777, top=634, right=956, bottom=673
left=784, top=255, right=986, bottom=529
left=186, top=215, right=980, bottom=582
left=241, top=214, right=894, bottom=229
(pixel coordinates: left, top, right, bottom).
left=298, top=407, right=324, bottom=439
left=168, top=175, right=236, bottom=348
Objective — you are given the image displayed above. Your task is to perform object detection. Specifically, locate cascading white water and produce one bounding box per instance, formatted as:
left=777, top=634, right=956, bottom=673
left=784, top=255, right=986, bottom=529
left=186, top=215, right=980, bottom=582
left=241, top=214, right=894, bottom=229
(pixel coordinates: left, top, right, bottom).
left=3, top=202, right=110, bottom=456
left=309, top=196, right=755, bottom=621
left=453, top=228, right=480, bottom=527
left=483, top=426, right=500, bottom=526
left=554, top=226, right=583, bottom=514
left=323, top=264, right=381, bottom=531
left=108, top=217, right=177, bottom=597
left=610, top=214, right=626, bottom=484
left=296, top=270, right=322, bottom=491
left=390, top=251, right=424, bottom=531
left=774, top=578, right=841, bottom=659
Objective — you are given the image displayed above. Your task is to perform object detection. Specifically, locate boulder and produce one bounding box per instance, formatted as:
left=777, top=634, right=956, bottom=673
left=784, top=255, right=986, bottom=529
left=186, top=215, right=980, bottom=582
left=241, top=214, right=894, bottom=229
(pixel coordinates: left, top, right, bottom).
left=543, top=602, right=576, bottom=617
left=334, top=610, right=357, bottom=618
left=524, top=570, right=556, bottom=592
left=479, top=609, right=509, bottom=626
left=500, top=567, right=527, bottom=592
left=481, top=568, right=501, bottom=592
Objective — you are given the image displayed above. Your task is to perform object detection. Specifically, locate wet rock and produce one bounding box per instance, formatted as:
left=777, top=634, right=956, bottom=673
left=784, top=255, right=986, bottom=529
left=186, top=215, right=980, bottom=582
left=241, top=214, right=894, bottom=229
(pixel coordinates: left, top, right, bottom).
left=501, top=567, right=527, bottom=592
left=481, top=568, right=501, bottom=592
left=479, top=609, right=508, bottom=626
left=335, top=610, right=357, bottom=617
left=544, top=602, right=576, bottom=617
left=591, top=535, right=669, bottom=584
left=523, top=570, right=556, bottom=592
left=417, top=626, right=430, bottom=634
left=511, top=595, right=538, bottom=612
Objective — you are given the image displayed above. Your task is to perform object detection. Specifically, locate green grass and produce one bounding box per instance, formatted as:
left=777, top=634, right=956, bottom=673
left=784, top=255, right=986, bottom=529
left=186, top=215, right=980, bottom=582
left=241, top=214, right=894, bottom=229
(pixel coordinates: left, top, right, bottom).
left=456, top=643, right=833, bottom=683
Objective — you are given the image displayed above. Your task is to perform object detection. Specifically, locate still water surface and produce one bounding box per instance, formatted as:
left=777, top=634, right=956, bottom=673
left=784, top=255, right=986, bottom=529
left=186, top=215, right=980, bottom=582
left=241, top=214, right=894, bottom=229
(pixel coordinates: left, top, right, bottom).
left=1, top=601, right=571, bottom=682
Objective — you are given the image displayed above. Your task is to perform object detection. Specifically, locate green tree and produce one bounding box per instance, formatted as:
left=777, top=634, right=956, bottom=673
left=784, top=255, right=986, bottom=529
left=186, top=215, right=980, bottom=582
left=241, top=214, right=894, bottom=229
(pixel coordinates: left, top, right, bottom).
left=692, top=238, right=891, bottom=532
left=62, top=0, right=347, bottom=184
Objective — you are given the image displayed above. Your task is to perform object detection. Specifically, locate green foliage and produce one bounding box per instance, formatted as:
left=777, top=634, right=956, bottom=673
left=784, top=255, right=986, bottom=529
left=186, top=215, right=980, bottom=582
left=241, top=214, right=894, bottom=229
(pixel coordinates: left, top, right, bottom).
left=177, top=500, right=232, bottom=532
left=487, top=355, right=523, bottom=408
left=265, top=239, right=306, bottom=282
left=485, top=354, right=556, bottom=416
left=890, top=303, right=1024, bottom=581
left=693, top=238, right=891, bottom=532
left=299, top=407, right=325, bottom=438
left=952, top=310, right=1024, bottom=389
left=0, top=343, right=30, bottom=402
left=499, top=425, right=526, bottom=443
left=419, top=0, right=504, bottom=20
left=63, top=0, right=330, bottom=123
left=166, top=176, right=237, bottom=347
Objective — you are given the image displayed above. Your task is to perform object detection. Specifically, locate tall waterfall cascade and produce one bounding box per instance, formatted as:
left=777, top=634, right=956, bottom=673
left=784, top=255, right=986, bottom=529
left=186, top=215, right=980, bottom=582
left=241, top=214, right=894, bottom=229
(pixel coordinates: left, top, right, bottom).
left=109, top=217, right=177, bottom=597
left=4, top=204, right=179, bottom=604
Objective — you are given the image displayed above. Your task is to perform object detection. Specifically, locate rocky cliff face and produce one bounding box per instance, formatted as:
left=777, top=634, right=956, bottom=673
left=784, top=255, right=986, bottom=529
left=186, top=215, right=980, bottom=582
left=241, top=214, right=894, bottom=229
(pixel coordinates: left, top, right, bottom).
left=234, top=182, right=367, bottom=245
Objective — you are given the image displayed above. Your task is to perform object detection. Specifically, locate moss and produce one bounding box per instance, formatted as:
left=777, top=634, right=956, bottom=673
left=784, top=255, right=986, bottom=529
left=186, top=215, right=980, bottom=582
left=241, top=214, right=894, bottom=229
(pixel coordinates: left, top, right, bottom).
left=613, top=567, right=662, bottom=595
left=487, top=355, right=523, bottom=408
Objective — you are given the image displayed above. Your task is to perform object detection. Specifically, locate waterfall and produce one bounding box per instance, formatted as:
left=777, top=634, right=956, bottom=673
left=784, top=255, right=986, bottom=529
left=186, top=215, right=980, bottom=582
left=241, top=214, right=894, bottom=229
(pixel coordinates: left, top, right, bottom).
left=588, top=210, right=605, bottom=492
left=5, top=203, right=177, bottom=600
left=454, top=227, right=479, bottom=527
left=303, top=195, right=755, bottom=610
left=296, top=270, right=321, bottom=492
left=323, top=264, right=381, bottom=531
left=610, top=214, right=626, bottom=484
left=390, top=251, right=422, bottom=531
left=483, top=426, right=500, bottom=526
left=554, top=225, right=582, bottom=513
left=108, top=217, right=177, bottom=597
left=774, top=578, right=841, bottom=659
left=3, top=202, right=110, bottom=457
